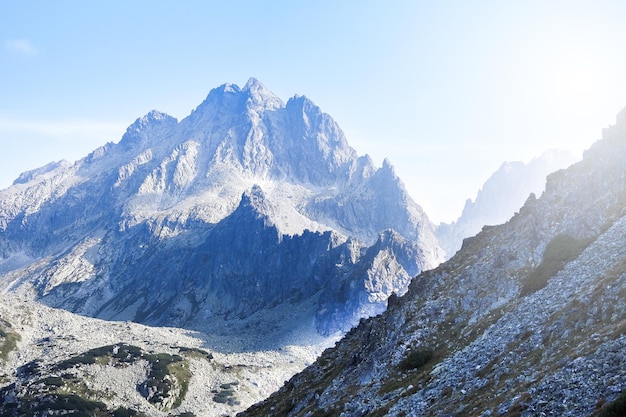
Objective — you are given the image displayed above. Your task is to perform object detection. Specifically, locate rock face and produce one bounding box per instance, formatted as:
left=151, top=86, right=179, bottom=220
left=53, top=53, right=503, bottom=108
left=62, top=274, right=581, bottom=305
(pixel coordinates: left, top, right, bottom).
left=437, top=149, right=578, bottom=259
left=0, top=78, right=442, bottom=337
left=240, top=109, right=626, bottom=417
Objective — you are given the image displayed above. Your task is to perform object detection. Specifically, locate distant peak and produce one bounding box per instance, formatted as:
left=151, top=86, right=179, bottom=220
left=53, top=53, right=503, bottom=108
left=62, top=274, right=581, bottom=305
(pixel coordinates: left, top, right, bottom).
left=193, top=78, right=283, bottom=117
left=382, top=158, right=395, bottom=173
left=287, top=94, right=315, bottom=108
left=218, top=82, right=241, bottom=94
left=119, top=110, right=177, bottom=147
left=243, top=77, right=264, bottom=91
left=132, top=110, right=177, bottom=129
left=243, top=184, right=266, bottom=203
left=145, top=109, right=172, bottom=119
left=242, top=78, right=283, bottom=110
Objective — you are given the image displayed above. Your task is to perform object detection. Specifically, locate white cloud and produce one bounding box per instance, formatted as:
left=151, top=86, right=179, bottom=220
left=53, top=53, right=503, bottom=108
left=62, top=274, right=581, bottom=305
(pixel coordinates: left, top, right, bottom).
left=5, top=38, right=38, bottom=55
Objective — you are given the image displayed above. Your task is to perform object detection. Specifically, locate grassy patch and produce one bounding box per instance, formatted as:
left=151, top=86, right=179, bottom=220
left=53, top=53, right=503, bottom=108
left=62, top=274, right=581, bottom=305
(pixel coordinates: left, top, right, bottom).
left=398, top=348, right=434, bottom=372
left=112, top=407, right=144, bottom=417
left=0, top=319, right=20, bottom=362
left=138, top=352, right=191, bottom=410
left=596, top=391, right=626, bottom=417
left=48, top=344, right=191, bottom=412
left=168, top=360, right=192, bottom=409
left=177, top=346, right=213, bottom=361
left=521, top=234, right=595, bottom=296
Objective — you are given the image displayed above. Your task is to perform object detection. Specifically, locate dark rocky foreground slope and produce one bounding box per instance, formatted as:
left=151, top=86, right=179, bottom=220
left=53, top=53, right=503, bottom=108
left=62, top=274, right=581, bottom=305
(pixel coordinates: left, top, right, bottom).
left=239, top=110, right=626, bottom=416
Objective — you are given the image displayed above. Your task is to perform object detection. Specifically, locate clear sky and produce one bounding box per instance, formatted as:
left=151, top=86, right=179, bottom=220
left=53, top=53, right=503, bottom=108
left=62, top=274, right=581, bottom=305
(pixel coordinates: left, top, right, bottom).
left=2, top=1, right=625, bottom=223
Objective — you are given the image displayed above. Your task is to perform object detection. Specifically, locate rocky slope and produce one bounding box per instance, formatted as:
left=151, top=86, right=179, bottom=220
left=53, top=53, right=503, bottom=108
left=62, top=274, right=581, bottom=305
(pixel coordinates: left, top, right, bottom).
left=0, top=292, right=328, bottom=417
left=239, top=109, right=626, bottom=417
left=0, top=78, right=442, bottom=337
left=437, top=149, right=577, bottom=259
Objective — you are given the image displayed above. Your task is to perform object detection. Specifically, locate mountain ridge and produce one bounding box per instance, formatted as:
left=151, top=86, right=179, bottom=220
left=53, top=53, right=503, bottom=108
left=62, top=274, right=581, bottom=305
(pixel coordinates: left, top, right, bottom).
left=0, top=78, right=442, bottom=339
left=436, top=149, right=578, bottom=258
left=239, top=108, right=626, bottom=417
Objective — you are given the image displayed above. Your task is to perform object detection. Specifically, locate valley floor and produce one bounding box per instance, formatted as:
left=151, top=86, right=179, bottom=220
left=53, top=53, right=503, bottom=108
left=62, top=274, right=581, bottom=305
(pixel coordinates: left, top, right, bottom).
left=0, top=293, right=334, bottom=416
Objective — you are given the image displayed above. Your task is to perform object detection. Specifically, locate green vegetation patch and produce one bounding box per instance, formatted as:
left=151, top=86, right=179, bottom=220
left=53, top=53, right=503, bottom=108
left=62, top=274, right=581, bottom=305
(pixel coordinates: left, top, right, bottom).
left=49, top=344, right=190, bottom=412
left=112, top=407, right=149, bottom=417
left=0, top=319, right=20, bottom=362
left=177, top=346, right=213, bottom=361
left=0, top=390, right=111, bottom=417
left=138, top=352, right=191, bottom=410
left=54, top=344, right=146, bottom=371
left=398, top=347, right=434, bottom=372
left=521, top=234, right=595, bottom=297
left=597, top=391, right=626, bottom=417
left=212, top=381, right=240, bottom=406
left=37, top=376, right=65, bottom=388
left=33, top=393, right=107, bottom=413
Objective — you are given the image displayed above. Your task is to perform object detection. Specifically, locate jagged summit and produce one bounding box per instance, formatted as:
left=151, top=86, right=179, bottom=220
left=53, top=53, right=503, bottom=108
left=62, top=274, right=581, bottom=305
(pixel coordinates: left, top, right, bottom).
left=242, top=77, right=283, bottom=109
left=188, top=78, right=284, bottom=123
left=0, top=79, right=442, bottom=338
left=119, top=110, right=178, bottom=148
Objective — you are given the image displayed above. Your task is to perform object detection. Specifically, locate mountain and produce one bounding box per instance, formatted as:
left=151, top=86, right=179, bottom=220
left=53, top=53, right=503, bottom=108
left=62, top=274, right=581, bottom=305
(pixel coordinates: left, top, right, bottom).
left=240, top=109, right=626, bottom=416
left=436, top=149, right=578, bottom=258
left=0, top=78, right=443, bottom=338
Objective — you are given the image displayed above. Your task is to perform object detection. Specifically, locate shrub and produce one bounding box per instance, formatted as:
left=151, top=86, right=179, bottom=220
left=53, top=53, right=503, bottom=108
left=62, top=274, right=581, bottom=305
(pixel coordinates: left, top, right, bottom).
left=177, top=347, right=213, bottom=360
left=113, top=407, right=139, bottom=417
left=213, top=388, right=237, bottom=404
left=144, top=353, right=183, bottom=381
left=398, top=348, right=434, bottom=372
left=598, top=391, right=626, bottom=417
left=17, top=360, right=40, bottom=377
left=38, top=376, right=64, bottom=387
left=0, top=329, right=20, bottom=362
left=32, top=393, right=107, bottom=413
left=521, top=234, right=594, bottom=296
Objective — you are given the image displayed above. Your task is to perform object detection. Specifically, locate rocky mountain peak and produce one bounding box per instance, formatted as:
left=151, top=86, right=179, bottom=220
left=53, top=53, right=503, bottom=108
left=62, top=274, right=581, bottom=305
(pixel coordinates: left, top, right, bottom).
left=236, top=185, right=277, bottom=228
left=0, top=79, right=442, bottom=344
left=187, top=78, right=283, bottom=126
left=119, top=110, right=178, bottom=148
left=242, top=77, right=284, bottom=111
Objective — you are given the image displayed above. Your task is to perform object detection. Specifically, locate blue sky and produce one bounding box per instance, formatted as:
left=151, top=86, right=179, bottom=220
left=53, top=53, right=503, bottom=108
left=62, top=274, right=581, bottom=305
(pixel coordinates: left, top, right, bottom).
left=2, top=1, right=625, bottom=223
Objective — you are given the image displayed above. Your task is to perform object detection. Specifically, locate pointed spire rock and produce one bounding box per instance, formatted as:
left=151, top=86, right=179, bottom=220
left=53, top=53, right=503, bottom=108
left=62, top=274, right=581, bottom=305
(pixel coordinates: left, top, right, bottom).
left=242, top=77, right=284, bottom=111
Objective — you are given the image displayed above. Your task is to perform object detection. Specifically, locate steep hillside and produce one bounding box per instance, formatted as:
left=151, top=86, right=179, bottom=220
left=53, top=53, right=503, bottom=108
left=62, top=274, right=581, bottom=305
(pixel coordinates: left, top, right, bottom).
left=240, top=109, right=626, bottom=417
left=437, top=149, right=577, bottom=258
left=0, top=79, right=442, bottom=337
